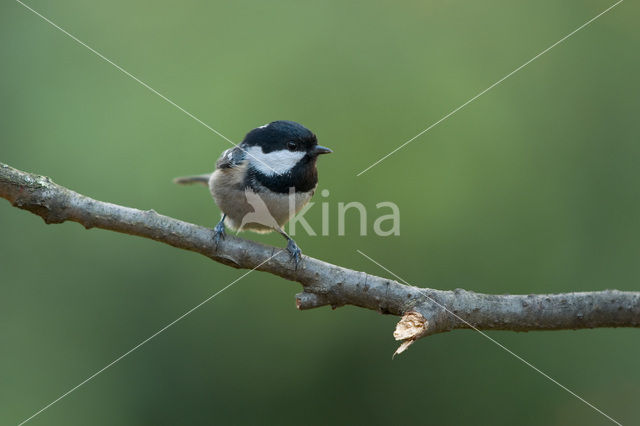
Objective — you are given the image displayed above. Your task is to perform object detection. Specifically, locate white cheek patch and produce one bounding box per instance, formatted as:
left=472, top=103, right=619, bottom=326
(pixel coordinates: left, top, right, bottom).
left=245, top=146, right=306, bottom=176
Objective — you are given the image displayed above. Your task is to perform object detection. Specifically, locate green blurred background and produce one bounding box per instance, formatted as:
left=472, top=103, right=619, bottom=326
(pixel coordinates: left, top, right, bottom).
left=1, top=0, right=638, bottom=424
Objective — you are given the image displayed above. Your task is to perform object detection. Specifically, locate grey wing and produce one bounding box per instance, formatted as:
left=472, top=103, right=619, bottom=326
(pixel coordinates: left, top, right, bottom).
left=216, top=146, right=246, bottom=169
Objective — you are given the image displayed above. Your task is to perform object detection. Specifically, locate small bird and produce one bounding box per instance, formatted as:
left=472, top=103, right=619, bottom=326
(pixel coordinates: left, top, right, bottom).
left=174, top=120, right=332, bottom=266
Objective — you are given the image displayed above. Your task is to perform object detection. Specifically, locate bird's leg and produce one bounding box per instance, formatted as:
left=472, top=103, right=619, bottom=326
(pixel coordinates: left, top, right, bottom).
left=277, top=227, right=302, bottom=269
left=213, top=214, right=226, bottom=246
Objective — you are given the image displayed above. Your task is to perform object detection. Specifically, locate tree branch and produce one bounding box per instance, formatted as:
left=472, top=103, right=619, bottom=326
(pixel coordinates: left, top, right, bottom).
left=2, top=162, right=639, bottom=355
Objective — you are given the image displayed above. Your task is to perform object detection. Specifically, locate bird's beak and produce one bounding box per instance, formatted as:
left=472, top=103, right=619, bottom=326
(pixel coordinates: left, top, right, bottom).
left=312, top=145, right=333, bottom=156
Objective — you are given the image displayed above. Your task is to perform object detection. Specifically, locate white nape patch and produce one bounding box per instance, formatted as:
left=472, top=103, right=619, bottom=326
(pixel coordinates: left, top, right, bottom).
left=245, top=146, right=305, bottom=175
left=258, top=123, right=270, bottom=129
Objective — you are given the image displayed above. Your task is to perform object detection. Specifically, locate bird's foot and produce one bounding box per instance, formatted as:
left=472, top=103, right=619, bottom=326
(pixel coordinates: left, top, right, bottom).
left=286, top=239, right=302, bottom=269
left=213, top=221, right=226, bottom=247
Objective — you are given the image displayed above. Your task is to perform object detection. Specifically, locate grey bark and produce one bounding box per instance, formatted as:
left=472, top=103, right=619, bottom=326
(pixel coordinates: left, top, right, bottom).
left=2, top=162, right=639, bottom=353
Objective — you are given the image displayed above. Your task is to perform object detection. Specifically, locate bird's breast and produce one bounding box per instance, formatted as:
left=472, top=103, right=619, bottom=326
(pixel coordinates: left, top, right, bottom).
left=209, top=166, right=315, bottom=232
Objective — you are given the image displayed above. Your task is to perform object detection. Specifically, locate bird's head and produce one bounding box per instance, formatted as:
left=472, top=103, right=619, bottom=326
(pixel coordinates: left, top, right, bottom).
left=242, top=120, right=332, bottom=176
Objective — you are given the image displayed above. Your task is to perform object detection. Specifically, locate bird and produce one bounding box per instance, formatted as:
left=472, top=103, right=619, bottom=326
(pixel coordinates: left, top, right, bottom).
left=174, top=120, right=332, bottom=267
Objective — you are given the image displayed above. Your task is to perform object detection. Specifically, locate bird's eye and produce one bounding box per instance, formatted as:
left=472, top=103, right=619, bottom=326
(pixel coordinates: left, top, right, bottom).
left=287, top=141, right=297, bottom=151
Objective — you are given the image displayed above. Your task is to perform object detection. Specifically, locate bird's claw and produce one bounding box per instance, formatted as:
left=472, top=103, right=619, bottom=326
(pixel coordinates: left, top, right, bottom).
left=213, top=222, right=226, bottom=247
left=286, top=239, right=302, bottom=269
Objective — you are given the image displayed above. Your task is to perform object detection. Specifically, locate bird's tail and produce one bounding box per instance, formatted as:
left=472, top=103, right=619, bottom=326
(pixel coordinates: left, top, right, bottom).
left=173, top=173, right=211, bottom=186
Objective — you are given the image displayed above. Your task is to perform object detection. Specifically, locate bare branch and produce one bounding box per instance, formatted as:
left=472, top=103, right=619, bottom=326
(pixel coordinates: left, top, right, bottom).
left=2, top=162, right=639, bottom=353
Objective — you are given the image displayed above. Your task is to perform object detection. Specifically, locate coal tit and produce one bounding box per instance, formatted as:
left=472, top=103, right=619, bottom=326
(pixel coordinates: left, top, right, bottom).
left=175, top=120, right=332, bottom=266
